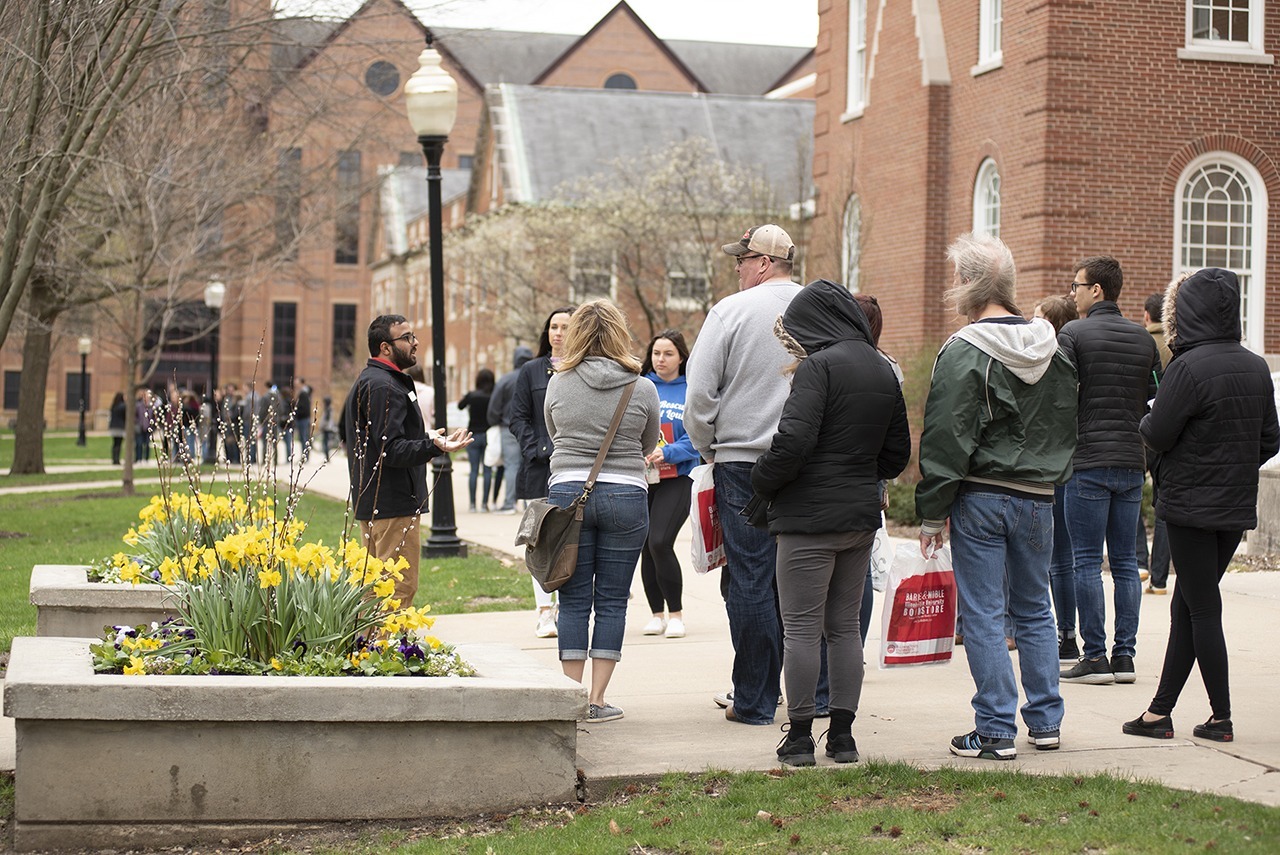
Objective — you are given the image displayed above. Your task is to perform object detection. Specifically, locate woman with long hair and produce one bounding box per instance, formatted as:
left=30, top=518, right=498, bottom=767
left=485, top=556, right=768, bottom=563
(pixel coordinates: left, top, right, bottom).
left=457, top=368, right=496, bottom=512
left=639, top=329, right=700, bottom=639
left=510, top=306, right=576, bottom=637
left=544, top=301, right=659, bottom=722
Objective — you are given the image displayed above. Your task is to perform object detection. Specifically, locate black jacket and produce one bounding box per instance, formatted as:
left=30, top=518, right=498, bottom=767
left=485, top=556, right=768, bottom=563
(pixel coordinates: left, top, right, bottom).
left=1141, top=269, right=1279, bottom=530
left=508, top=355, right=555, bottom=499
left=751, top=280, right=911, bottom=534
left=340, top=359, right=442, bottom=521
left=1058, top=301, right=1161, bottom=471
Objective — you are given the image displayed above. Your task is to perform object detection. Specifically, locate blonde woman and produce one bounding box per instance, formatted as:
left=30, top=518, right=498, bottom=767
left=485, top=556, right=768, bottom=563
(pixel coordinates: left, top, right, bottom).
left=544, top=301, right=660, bottom=722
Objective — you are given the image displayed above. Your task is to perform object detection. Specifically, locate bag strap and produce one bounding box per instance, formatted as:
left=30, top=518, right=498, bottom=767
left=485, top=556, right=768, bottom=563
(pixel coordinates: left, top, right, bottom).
left=576, top=380, right=637, bottom=510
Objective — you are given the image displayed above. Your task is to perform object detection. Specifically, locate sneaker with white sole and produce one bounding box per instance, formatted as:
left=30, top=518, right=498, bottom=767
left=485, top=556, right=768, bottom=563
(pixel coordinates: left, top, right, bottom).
left=950, top=730, right=1016, bottom=760
left=535, top=609, right=557, bottom=638
left=587, top=703, right=624, bottom=723
left=713, top=690, right=733, bottom=709
left=1061, top=656, right=1114, bottom=684
left=641, top=616, right=667, bottom=636
left=664, top=617, right=686, bottom=638
left=1027, top=729, right=1061, bottom=750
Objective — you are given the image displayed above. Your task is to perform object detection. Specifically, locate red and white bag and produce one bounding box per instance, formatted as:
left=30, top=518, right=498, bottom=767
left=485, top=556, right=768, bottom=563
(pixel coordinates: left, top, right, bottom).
left=689, top=464, right=726, bottom=574
left=879, top=543, right=957, bottom=668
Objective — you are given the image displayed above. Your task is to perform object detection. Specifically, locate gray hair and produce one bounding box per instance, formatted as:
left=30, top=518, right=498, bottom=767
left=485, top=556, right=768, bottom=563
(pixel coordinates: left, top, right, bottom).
left=944, top=232, right=1019, bottom=319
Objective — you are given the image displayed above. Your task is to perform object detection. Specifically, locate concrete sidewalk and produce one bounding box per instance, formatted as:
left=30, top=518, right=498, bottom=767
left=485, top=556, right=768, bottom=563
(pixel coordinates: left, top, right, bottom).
left=3, top=453, right=1278, bottom=806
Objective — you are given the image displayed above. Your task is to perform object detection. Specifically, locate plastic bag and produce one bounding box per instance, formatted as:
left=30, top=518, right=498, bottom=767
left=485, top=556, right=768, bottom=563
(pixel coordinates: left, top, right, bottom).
left=689, top=464, right=726, bottom=574
left=879, top=543, right=956, bottom=668
left=484, top=425, right=502, bottom=468
left=870, top=512, right=891, bottom=592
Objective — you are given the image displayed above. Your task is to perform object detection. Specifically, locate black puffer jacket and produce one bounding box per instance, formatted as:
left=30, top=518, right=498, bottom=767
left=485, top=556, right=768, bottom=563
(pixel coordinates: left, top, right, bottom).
left=1141, top=268, right=1279, bottom=530
left=1058, top=301, right=1162, bottom=470
left=508, top=355, right=555, bottom=499
left=751, top=280, right=911, bottom=534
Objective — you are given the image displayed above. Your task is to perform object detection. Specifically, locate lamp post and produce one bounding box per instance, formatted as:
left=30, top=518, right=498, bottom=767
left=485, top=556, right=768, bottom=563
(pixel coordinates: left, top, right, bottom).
left=406, top=35, right=464, bottom=558
left=203, top=279, right=226, bottom=395
left=76, top=336, right=91, bottom=446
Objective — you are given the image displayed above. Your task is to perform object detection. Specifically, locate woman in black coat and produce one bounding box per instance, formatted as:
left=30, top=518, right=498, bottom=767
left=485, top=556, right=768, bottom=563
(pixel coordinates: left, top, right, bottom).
left=1123, top=268, right=1279, bottom=744
left=751, top=280, right=911, bottom=766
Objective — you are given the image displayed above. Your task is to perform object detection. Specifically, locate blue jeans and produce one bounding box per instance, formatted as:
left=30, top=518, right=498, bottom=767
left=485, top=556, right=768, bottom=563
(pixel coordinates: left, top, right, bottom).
left=549, top=482, right=648, bottom=662
left=499, top=427, right=520, bottom=510
left=949, top=490, right=1063, bottom=740
left=296, top=418, right=311, bottom=461
left=1065, top=468, right=1144, bottom=660
left=714, top=462, right=783, bottom=725
left=1049, top=484, right=1076, bottom=638
left=466, top=435, right=491, bottom=509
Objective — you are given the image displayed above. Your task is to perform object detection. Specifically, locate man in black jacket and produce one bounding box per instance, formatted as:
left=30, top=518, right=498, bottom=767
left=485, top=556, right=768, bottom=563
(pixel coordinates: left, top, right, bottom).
left=1058, top=257, right=1162, bottom=685
left=341, top=315, right=472, bottom=609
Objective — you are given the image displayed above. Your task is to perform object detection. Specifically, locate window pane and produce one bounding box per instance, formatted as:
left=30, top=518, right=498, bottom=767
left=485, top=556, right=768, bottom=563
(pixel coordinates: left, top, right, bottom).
left=65, top=372, right=90, bottom=412
left=3, top=371, right=19, bottom=410
left=276, top=148, right=302, bottom=260
left=272, top=303, right=297, bottom=385
left=335, top=151, right=361, bottom=265
left=332, top=304, right=358, bottom=370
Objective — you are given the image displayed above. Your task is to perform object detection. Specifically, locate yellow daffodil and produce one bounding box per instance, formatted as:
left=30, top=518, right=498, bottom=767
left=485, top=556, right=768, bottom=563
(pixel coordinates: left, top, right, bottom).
left=258, top=568, right=282, bottom=588
left=123, top=656, right=147, bottom=675
left=270, top=657, right=283, bottom=671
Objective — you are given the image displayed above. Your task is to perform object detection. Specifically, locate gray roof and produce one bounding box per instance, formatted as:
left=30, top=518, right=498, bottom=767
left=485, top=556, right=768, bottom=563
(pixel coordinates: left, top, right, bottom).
left=494, top=85, right=813, bottom=206
left=430, top=27, right=577, bottom=85
left=665, top=40, right=810, bottom=96
left=387, top=166, right=472, bottom=221
left=271, top=17, right=340, bottom=84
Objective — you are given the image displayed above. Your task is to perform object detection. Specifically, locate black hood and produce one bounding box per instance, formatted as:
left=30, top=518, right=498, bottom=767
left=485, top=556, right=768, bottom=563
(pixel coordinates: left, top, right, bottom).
left=1166, top=267, right=1241, bottom=354
left=513, top=345, right=534, bottom=369
left=781, top=279, right=873, bottom=355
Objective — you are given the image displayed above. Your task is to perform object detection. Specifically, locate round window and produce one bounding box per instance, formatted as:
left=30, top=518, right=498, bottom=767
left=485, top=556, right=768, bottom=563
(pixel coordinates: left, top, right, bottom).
left=604, top=73, right=637, bottom=90
left=365, top=61, right=400, bottom=97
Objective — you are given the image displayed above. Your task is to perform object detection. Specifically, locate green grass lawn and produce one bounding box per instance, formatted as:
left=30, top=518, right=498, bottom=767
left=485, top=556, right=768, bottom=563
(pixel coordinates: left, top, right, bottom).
left=0, top=431, right=117, bottom=467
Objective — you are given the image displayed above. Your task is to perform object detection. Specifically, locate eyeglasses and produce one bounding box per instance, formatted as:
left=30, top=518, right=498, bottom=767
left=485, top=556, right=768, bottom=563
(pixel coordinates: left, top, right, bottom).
left=389, top=332, right=418, bottom=344
left=1070, top=281, right=1095, bottom=293
left=735, top=254, right=767, bottom=268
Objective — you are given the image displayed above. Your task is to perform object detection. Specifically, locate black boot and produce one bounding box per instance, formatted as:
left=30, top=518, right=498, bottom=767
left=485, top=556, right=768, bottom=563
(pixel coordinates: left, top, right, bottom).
left=824, top=708, right=859, bottom=763
left=776, top=717, right=815, bottom=767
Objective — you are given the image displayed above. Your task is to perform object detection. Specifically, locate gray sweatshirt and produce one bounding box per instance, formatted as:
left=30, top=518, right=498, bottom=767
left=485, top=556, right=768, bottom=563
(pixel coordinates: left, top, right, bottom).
left=685, top=279, right=802, bottom=463
left=544, top=357, right=660, bottom=486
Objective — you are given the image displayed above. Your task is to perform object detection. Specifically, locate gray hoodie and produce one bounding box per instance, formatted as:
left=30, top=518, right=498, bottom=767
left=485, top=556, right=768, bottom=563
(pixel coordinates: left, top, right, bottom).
left=544, top=356, right=659, bottom=487
left=950, top=316, right=1060, bottom=385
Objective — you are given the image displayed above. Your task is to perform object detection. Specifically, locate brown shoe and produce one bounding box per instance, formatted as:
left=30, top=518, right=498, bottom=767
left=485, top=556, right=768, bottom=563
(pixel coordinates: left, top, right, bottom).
left=1145, top=584, right=1167, bottom=595
left=725, top=705, right=738, bottom=722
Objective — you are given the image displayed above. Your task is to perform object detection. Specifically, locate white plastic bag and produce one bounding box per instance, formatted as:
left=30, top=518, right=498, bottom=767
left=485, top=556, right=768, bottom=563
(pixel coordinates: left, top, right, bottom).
left=870, top=512, right=891, bottom=592
left=483, top=425, right=502, bottom=468
left=879, top=543, right=957, bottom=669
left=689, top=463, right=726, bottom=574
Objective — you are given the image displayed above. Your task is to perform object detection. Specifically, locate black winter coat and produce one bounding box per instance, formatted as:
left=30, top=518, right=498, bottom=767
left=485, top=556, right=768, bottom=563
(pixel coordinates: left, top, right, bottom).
left=1141, top=269, right=1279, bottom=530
left=1058, top=302, right=1161, bottom=471
left=340, top=359, right=442, bottom=521
left=751, top=280, right=912, bottom=534
left=509, top=356, right=555, bottom=499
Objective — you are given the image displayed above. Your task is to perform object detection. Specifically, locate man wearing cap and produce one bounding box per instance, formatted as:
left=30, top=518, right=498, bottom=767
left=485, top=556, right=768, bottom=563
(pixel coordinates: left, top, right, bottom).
left=685, top=224, right=802, bottom=726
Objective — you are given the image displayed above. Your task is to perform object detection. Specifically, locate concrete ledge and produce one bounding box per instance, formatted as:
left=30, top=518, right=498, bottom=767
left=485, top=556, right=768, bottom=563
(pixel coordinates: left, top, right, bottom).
left=29, top=564, right=177, bottom=636
left=5, top=637, right=586, bottom=851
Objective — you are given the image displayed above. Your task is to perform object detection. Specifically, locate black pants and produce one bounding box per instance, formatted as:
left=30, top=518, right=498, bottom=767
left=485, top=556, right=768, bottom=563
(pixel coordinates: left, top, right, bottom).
left=110, top=436, right=123, bottom=465
left=1149, top=523, right=1240, bottom=720
left=641, top=475, right=690, bottom=613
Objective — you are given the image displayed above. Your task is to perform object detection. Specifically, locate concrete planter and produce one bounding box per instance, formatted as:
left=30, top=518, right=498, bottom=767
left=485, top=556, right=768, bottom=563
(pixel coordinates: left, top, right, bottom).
left=4, top=636, right=585, bottom=851
left=29, top=564, right=177, bottom=637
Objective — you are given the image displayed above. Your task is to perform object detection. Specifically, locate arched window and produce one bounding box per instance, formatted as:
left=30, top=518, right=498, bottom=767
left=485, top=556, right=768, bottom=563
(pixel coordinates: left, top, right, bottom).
left=972, top=158, right=1001, bottom=237
left=842, top=194, right=862, bottom=292
left=603, top=73, right=637, bottom=90
left=1175, top=153, right=1269, bottom=350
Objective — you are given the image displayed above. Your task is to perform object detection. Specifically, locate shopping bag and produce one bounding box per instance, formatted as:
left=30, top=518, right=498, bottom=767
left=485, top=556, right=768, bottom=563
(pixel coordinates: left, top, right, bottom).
left=869, top=512, right=891, bottom=592
left=483, top=425, right=502, bottom=468
left=879, top=543, right=956, bottom=668
left=689, top=463, right=726, bottom=574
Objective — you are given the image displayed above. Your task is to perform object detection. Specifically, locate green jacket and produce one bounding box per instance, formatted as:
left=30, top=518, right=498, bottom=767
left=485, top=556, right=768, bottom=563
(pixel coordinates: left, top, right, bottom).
left=915, top=320, right=1078, bottom=532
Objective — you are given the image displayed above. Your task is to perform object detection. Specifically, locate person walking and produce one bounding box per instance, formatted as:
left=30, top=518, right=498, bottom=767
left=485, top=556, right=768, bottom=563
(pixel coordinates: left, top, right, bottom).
left=917, top=233, right=1077, bottom=761
left=639, top=329, right=701, bottom=640
left=488, top=346, right=535, bottom=514
left=457, top=369, right=495, bottom=512
left=753, top=281, right=911, bottom=767
left=510, top=307, right=575, bottom=637
left=544, top=301, right=659, bottom=722
left=1122, top=268, right=1279, bottom=744
left=685, top=223, right=802, bottom=726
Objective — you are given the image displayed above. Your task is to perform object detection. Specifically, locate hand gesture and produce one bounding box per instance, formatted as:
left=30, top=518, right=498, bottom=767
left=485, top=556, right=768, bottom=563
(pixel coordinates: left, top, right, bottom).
left=432, top=428, right=473, bottom=452
left=644, top=448, right=665, bottom=465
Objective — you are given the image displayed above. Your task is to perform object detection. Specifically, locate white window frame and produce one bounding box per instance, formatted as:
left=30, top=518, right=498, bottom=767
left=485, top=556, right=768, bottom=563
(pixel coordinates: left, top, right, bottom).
left=1180, top=0, right=1274, bottom=64
left=569, top=250, right=616, bottom=303
left=841, top=194, right=862, bottom=293
left=974, top=0, right=1003, bottom=75
left=1174, top=152, right=1268, bottom=351
left=845, top=0, right=867, bottom=117
left=972, top=158, right=1001, bottom=238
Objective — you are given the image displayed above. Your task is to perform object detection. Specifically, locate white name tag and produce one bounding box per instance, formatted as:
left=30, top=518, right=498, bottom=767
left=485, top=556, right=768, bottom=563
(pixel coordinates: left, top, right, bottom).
left=408, top=391, right=417, bottom=402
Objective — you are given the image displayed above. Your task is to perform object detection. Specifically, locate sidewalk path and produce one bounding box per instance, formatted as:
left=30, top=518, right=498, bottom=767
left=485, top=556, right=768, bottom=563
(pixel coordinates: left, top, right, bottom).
left=3, top=454, right=1278, bottom=807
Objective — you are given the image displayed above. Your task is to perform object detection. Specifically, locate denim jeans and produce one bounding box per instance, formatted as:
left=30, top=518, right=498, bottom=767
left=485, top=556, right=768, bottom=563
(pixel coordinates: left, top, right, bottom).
left=949, top=490, right=1063, bottom=740
left=1048, top=484, right=1076, bottom=638
left=714, top=461, right=783, bottom=725
left=498, top=427, right=521, bottom=510
left=1065, top=467, right=1144, bottom=660
left=548, top=482, right=648, bottom=662
left=466, top=434, right=491, bottom=509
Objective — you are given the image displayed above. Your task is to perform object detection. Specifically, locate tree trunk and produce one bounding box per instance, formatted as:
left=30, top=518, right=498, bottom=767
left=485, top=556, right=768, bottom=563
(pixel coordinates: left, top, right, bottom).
left=10, top=310, right=55, bottom=475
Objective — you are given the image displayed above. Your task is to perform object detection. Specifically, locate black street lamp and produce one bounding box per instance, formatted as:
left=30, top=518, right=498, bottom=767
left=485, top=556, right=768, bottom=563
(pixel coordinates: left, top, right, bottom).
left=204, top=279, right=226, bottom=395
left=76, top=335, right=91, bottom=446
left=406, top=35, right=464, bottom=558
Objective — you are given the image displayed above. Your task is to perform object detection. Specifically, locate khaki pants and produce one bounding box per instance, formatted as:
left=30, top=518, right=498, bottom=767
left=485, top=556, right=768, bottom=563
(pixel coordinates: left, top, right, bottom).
left=359, top=516, right=421, bottom=607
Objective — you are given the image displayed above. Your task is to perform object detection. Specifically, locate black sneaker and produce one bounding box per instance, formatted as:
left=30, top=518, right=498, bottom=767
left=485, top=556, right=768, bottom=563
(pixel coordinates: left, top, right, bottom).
left=1058, top=635, right=1080, bottom=664
left=824, top=732, right=860, bottom=764
left=1027, top=729, right=1061, bottom=750
left=1061, top=656, right=1115, bottom=684
left=776, top=724, right=816, bottom=767
left=1123, top=713, right=1174, bottom=739
left=1192, top=718, right=1233, bottom=742
left=950, top=729, right=1016, bottom=760
left=1111, top=654, right=1136, bottom=684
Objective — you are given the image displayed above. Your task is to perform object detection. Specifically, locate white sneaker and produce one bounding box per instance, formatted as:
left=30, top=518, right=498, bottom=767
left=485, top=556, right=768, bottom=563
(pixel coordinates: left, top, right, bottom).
left=664, top=617, right=685, bottom=638
left=535, top=609, right=557, bottom=638
left=641, top=616, right=667, bottom=636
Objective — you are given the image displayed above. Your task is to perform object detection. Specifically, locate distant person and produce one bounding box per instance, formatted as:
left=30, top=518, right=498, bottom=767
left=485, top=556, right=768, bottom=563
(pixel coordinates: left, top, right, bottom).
left=320, top=395, right=337, bottom=461
left=916, top=233, right=1077, bottom=761
left=259, top=384, right=285, bottom=466
left=1137, top=290, right=1175, bottom=595
left=639, top=329, right=700, bottom=640
left=1123, top=268, right=1278, bottom=744
left=221, top=384, right=242, bottom=465
left=457, top=369, right=495, bottom=512
left=544, top=301, right=659, bottom=723
left=488, top=346, right=535, bottom=514
left=108, top=392, right=127, bottom=465
left=134, top=389, right=154, bottom=463
left=294, top=379, right=313, bottom=463
left=509, top=306, right=575, bottom=638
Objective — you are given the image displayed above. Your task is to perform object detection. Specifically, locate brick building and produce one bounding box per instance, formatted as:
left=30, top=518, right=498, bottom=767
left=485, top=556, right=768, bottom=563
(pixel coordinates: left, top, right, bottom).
left=810, top=0, right=1279, bottom=357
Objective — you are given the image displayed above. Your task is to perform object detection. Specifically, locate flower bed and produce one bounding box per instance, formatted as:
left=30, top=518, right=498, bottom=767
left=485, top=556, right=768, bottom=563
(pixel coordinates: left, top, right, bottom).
left=30, top=564, right=175, bottom=637
left=4, top=636, right=586, bottom=851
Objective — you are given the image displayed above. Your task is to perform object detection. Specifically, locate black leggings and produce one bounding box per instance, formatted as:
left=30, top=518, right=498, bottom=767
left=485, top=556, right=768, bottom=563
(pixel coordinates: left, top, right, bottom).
left=641, top=475, right=691, bottom=614
left=1149, top=523, right=1241, bottom=721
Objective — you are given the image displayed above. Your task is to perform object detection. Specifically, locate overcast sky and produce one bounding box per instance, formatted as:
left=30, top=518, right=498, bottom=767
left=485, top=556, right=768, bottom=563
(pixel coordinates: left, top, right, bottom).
left=273, top=0, right=819, bottom=47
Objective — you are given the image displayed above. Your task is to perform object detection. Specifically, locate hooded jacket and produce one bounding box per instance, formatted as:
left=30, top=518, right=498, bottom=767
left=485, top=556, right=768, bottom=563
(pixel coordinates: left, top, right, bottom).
left=544, top=357, right=660, bottom=486
left=1140, top=268, right=1279, bottom=530
left=487, top=345, right=534, bottom=427
left=509, top=354, right=556, bottom=498
left=750, top=280, right=911, bottom=534
left=915, top=316, right=1078, bottom=532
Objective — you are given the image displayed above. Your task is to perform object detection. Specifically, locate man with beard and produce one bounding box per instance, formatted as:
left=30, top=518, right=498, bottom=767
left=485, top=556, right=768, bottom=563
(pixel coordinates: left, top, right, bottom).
left=340, top=315, right=472, bottom=608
